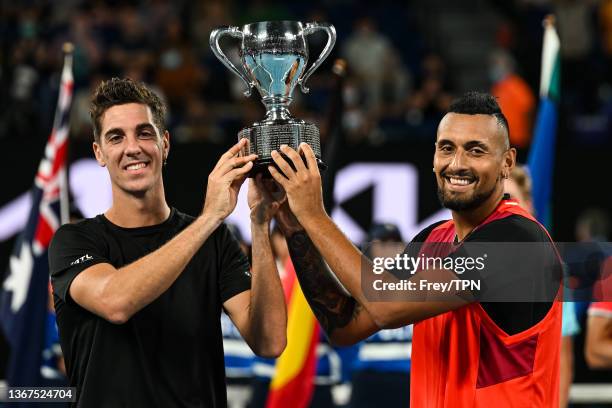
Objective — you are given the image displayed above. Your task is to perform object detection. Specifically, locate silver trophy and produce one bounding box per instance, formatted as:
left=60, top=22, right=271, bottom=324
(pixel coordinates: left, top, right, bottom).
left=210, top=20, right=336, bottom=175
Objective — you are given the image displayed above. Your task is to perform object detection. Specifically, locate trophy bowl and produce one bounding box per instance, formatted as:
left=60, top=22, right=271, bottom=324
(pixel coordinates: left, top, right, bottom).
left=210, top=20, right=336, bottom=176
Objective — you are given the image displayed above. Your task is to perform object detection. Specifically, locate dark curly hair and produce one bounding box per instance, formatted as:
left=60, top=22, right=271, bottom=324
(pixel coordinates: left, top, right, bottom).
left=90, top=77, right=166, bottom=142
left=448, top=91, right=510, bottom=148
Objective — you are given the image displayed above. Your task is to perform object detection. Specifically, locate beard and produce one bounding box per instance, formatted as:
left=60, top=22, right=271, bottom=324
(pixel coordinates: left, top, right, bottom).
left=437, top=182, right=498, bottom=211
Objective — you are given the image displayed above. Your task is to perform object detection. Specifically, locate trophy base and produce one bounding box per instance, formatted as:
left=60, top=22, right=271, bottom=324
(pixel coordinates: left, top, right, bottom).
left=238, top=121, right=327, bottom=177
left=248, top=157, right=327, bottom=178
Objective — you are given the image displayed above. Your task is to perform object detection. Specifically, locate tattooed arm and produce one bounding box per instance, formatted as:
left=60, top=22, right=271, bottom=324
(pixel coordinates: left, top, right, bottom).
left=268, top=144, right=470, bottom=330
left=276, top=207, right=379, bottom=345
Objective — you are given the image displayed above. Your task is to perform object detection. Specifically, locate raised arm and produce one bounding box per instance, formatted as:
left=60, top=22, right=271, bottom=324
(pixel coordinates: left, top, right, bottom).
left=67, top=140, right=256, bottom=324
left=223, top=175, right=287, bottom=358
left=268, top=144, right=468, bottom=331
left=275, top=206, right=379, bottom=345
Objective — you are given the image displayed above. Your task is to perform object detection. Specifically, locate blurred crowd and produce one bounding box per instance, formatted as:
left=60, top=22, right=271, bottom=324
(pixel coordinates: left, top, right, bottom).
left=2, top=0, right=610, bottom=152
left=0, top=0, right=429, bottom=147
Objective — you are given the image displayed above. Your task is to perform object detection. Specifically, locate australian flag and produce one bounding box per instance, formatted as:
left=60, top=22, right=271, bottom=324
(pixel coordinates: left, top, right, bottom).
left=0, top=47, right=73, bottom=392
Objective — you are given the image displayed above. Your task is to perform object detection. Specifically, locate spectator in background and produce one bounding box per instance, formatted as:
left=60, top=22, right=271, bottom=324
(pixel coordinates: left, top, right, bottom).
left=349, top=223, right=412, bottom=408
left=585, top=301, right=612, bottom=368
left=576, top=209, right=611, bottom=244
left=503, top=165, right=534, bottom=214
left=1, top=41, right=42, bottom=140
left=342, top=17, right=409, bottom=113
left=69, top=8, right=103, bottom=85
left=581, top=213, right=612, bottom=373
left=107, top=5, right=152, bottom=78
left=341, top=77, right=372, bottom=144
left=489, top=49, right=535, bottom=150
left=404, top=53, right=452, bottom=138
left=155, top=17, right=204, bottom=111
left=576, top=210, right=612, bottom=304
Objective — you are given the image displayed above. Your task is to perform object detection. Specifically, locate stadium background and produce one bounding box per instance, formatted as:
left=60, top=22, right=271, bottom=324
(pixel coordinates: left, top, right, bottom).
left=1, top=0, right=611, bottom=405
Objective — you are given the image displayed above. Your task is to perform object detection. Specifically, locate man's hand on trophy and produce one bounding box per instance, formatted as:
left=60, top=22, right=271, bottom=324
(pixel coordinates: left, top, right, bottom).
left=203, top=139, right=257, bottom=222
left=268, top=143, right=326, bottom=223
left=248, top=174, right=286, bottom=226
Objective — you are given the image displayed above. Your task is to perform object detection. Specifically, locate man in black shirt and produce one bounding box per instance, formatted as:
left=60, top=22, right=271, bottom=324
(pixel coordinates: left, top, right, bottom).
left=48, top=78, right=287, bottom=407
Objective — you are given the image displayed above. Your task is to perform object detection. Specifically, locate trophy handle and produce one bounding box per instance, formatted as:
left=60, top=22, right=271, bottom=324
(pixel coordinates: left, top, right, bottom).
left=209, top=26, right=254, bottom=97
left=299, top=22, right=337, bottom=93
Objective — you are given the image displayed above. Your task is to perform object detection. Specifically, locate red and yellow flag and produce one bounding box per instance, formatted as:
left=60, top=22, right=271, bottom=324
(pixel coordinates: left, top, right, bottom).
left=266, top=259, right=320, bottom=408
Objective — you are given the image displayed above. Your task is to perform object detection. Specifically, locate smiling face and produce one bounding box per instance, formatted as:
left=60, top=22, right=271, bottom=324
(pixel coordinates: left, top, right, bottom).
left=93, top=103, right=169, bottom=197
left=434, top=113, right=515, bottom=212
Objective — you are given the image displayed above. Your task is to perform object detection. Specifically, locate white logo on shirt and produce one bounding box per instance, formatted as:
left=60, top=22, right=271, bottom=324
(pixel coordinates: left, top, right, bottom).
left=70, top=254, right=93, bottom=266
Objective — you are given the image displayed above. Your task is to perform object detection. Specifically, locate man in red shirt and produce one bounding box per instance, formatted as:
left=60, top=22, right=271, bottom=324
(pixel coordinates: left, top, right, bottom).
left=271, top=92, right=562, bottom=407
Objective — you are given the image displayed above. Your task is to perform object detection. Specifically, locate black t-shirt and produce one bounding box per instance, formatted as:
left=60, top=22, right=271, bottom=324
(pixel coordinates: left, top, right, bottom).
left=48, top=208, right=251, bottom=407
left=407, top=214, right=560, bottom=335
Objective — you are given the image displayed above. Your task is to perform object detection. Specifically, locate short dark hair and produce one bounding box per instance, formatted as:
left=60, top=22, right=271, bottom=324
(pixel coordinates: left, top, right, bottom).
left=90, top=78, right=166, bottom=142
left=448, top=91, right=510, bottom=148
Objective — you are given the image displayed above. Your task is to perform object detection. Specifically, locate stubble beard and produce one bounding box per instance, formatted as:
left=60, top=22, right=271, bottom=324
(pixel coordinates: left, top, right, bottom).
left=437, top=181, right=498, bottom=211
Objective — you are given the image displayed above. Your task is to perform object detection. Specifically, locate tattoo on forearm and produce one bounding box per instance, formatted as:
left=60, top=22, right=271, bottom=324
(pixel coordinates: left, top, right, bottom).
left=287, top=231, right=357, bottom=334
